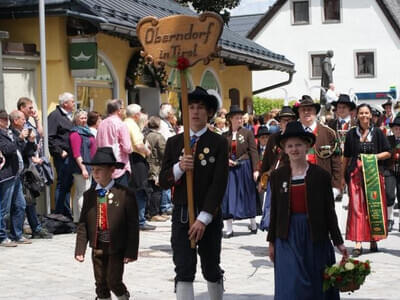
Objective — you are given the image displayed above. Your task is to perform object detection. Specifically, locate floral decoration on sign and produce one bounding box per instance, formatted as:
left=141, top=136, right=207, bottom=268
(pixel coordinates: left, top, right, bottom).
left=323, top=258, right=371, bottom=293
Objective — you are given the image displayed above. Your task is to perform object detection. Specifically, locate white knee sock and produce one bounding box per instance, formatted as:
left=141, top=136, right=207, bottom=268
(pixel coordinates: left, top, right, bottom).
left=176, top=281, right=194, bottom=300
left=224, top=219, right=233, bottom=234
left=207, top=281, right=224, bottom=300
left=249, top=218, right=257, bottom=230
left=388, top=205, right=394, bottom=220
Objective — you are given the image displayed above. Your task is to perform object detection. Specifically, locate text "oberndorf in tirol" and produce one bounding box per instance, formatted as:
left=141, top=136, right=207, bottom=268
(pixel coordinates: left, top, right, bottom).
left=144, top=23, right=216, bottom=59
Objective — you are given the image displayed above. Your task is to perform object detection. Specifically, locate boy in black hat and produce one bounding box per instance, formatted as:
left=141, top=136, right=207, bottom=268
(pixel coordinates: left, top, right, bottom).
left=380, top=98, right=394, bottom=136
left=159, top=86, right=228, bottom=300
left=75, top=147, right=139, bottom=300
left=328, top=94, right=357, bottom=154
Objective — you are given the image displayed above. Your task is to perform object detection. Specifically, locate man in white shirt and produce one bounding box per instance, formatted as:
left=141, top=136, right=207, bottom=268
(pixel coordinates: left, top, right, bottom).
left=159, top=87, right=228, bottom=300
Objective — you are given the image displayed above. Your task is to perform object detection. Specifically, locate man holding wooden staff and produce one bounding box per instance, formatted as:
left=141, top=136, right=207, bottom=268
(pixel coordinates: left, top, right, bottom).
left=159, top=86, right=229, bottom=300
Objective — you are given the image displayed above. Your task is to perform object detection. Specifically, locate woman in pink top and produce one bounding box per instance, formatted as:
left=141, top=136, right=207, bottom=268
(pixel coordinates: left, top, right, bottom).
left=69, top=110, right=97, bottom=222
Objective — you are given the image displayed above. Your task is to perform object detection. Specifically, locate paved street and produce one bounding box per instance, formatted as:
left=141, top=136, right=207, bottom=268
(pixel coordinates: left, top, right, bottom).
left=1, top=204, right=399, bottom=300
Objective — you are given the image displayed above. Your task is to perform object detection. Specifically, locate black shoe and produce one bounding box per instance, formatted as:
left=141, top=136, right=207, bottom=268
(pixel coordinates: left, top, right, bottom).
left=223, top=231, right=234, bottom=239
left=388, top=220, right=394, bottom=232
left=370, top=242, right=378, bottom=253
left=139, top=223, right=156, bottom=231
left=351, top=247, right=363, bottom=257
left=248, top=224, right=258, bottom=234
left=32, top=228, right=53, bottom=239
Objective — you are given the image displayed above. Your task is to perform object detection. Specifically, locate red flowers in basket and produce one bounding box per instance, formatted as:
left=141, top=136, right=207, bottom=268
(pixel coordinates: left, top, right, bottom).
left=177, top=56, right=190, bottom=70
left=322, top=258, right=371, bottom=293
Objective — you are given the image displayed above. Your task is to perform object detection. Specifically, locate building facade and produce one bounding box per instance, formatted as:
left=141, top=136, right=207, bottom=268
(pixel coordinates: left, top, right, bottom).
left=233, top=0, right=400, bottom=105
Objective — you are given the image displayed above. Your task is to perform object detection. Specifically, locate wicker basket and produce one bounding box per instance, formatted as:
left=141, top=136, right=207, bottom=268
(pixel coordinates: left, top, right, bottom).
left=339, top=281, right=360, bottom=292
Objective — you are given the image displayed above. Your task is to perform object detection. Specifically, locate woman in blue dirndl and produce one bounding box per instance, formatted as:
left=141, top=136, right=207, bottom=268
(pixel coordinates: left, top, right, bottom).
left=268, top=121, right=348, bottom=300
left=222, top=105, right=260, bottom=238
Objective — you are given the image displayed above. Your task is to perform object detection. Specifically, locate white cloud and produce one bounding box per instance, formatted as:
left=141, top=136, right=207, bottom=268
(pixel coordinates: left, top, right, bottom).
left=230, top=0, right=277, bottom=16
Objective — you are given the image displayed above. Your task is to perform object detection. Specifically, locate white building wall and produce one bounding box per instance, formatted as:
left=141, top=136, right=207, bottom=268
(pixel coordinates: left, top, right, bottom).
left=253, top=0, right=400, bottom=105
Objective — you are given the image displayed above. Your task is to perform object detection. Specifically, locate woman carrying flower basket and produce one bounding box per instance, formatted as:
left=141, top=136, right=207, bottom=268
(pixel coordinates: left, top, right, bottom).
left=221, top=105, right=260, bottom=238
left=268, top=121, right=348, bottom=299
left=342, top=103, right=390, bottom=256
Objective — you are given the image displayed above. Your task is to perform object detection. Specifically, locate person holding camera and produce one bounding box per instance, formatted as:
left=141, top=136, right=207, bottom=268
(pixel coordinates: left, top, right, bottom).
left=17, top=97, right=52, bottom=239
left=0, top=110, right=36, bottom=246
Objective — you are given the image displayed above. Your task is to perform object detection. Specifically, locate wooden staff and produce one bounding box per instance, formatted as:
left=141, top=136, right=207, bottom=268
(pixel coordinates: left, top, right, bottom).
left=180, top=70, right=196, bottom=249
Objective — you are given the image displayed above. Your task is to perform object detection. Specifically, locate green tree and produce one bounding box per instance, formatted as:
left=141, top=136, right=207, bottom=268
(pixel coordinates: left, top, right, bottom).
left=175, top=0, right=241, bottom=23
left=253, top=96, right=297, bottom=115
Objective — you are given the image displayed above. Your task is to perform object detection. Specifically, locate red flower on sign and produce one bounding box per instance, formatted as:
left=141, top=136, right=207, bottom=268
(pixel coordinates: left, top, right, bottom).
left=335, top=276, right=342, bottom=282
left=177, top=56, right=190, bottom=70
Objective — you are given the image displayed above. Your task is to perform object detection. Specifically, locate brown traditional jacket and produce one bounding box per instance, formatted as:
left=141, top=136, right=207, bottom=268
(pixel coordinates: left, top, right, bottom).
left=223, top=127, right=259, bottom=171
left=260, top=131, right=289, bottom=174
left=159, top=129, right=229, bottom=216
left=312, top=122, right=342, bottom=189
left=75, top=183, right=139, bottom=259
left=267, top=164, right=343, bottom=246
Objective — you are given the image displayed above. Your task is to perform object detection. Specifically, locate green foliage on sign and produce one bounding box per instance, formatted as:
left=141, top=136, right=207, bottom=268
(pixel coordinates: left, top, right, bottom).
left=175, top=0, right=241, bottom=23
left=253, top=96, right=297, bottom=115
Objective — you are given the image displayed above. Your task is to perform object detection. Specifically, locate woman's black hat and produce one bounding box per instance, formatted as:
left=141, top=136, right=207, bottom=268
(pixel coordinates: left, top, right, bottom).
left=276, top=121, right=316, bottom=148
left=256, top=125, right=271, bottom=138
left=276, top=106, right=296, bottom=121
left=83, top=147, right=124, bottom=168
left=188, top=86, right=219, bottom=114
left=332, top=94, right=356, bottom=110
left=226, top=105, right=245, bottom=118
left=389, top=116, right=400, bottom=128
left=292, top=95, right=321, bottom=115
left=382, top=98, right=393, bottom=109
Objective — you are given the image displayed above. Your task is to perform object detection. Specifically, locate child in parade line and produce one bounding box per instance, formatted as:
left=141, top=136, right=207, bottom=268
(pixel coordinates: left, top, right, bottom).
left=159, top=86, right=229, bottom=300
left=342, top=103, right=390, bottom=256
left=268, top=121, right=348, bottom=300
left=75, top=147, right=139, bottom=300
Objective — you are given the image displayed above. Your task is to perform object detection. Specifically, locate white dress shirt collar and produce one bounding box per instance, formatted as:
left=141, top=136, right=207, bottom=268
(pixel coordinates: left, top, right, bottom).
left=190, top=126, right=208, bottom=138
left=96, top=179, right=115, bottom=192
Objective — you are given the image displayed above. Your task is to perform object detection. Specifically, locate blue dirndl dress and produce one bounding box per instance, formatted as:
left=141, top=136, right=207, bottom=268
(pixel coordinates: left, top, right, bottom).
left=259, top=181, right=271, bottom=231
left=274, top=177, right=339, bottom=300
left=222, top=159, right=258, bottom=220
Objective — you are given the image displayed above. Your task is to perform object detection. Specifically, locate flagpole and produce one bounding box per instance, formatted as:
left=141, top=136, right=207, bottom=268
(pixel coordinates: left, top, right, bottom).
left=39, top=0, right=50, bottom=214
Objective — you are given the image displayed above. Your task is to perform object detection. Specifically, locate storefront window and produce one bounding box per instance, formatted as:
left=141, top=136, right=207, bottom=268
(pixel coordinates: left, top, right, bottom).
left=200, top=69, right=221, bottom=95
left=75, top=55, right=115, bottom=112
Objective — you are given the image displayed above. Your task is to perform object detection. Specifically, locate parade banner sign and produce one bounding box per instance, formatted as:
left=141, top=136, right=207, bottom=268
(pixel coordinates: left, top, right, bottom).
left=137, top=13, right=223, bottom=248
left=136, top=13, right=223, bottom=67
left=361, top=154, right=387, bottom=238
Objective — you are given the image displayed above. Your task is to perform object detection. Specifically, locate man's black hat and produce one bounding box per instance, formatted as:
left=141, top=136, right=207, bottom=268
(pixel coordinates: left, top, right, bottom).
left=332, top=94, right=356, bottom=110
left=276, top=106, right=296, bottom=121
left=256, top=125, right=271, bottom=138
left=276, top=121, right=316, bottom=148
left=83, top=147, right=124, bottom=168
left=226, top=105, right=245, bottom=118
left=292, top=95, right=321, bottom=115
left=382, top=98, right=393, bottom=109
left=188, top=86, right=219, bottom=114
left=389, top=116, right=400, bottom=128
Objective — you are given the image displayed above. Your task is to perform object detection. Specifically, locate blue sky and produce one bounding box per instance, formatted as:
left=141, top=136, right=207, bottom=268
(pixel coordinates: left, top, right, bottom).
left=230, top=0, right=276, bottom=16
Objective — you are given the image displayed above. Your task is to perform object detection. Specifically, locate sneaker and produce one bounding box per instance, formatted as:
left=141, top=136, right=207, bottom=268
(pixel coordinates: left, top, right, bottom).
left=0, top=238, right=17, bottom=247
left=32, top=228, right=53, bottom=239
left=14, top=236, right=32, bottom=244
left=139, top=223, right=156, bottom=231
left=150, top=215, right=168, bottom=222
